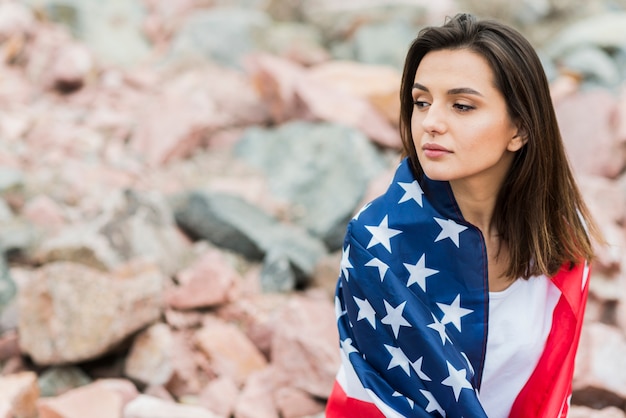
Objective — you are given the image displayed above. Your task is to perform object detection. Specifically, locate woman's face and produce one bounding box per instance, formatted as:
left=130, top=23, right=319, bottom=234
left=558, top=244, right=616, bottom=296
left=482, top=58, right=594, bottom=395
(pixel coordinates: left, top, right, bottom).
left=411, top=48, right=524, bottom=190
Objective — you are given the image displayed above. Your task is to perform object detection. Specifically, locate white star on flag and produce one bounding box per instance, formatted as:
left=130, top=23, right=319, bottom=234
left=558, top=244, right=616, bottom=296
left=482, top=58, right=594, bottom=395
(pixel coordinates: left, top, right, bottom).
left=381, top=300, right=411, bottom=338
left=398, top=181, right=424, bottom=207
left=427, top=313, right=450, bottom=345
left=384, top=344, right=411, bottom=375
left=334, top=296, right=346, bottom=320
left=437, top=294, right=473, bottom=332
left=461, top=352, right=475, bottom=377
left=341, top=338, right=359, bottom=355
left=366, top=257, right=389, bottom=282
left=434, top=217, right=468, bottom=248
left=420, top=389, right=446, bottom=417
left=365, top=215, right=402, bottom=252
left=353, top=202, right=371, bottom=220
left=392, top=391, right=415, bottom=408
left=441, top=361, right=473, bottom=401
left=354, top=296, right=377, bottom=329
left=410, top=356, right=432, bottom=381
left=340, top=245, right=353, bottom=281
left=404, top=254, right=439, bottom=292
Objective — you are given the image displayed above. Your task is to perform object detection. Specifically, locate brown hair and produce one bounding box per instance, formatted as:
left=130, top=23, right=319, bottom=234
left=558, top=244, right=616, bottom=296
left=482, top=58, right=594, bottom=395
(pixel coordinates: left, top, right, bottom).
left=399, top=13, right=599, bottom=279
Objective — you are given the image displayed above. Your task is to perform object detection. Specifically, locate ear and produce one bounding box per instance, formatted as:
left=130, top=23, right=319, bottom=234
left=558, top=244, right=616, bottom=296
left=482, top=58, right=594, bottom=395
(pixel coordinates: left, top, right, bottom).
left=508, top=126, right=528, bottom=152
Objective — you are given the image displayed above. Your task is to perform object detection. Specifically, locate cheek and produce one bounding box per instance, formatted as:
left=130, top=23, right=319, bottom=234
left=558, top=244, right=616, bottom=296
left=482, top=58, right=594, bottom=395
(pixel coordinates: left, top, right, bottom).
left=410, top=114, right=423, bottom=138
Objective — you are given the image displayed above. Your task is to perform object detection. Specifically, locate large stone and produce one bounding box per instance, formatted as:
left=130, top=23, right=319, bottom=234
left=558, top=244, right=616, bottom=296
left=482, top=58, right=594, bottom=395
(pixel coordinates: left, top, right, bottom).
left=555, top=89, right=625, bottom=178
left=166, top=8, right=272, bottom=70
left=245, top=54, right=401, bottom=149
left=123, top=395, right=219, bottom=418
left=166, top=248, right=241, bottom=310
left=569, top=406, right=626, bottom=418
left=38, top=366, right=92, bottom=397
left=270, top=294, right=339, bottom=398
left=573, top=322, right=626, bottom=408
left=23, top=0, right=151, bottom=67
left=36, top=189, right=192, bottom=277
left=235, top=121, right=388, bottom=250
left=172, top=190, right=327, bottom=281
left=0, top=372, right=39, bottom=418
left=124, top=323, right=174, bottom=387
left=233, top=367, right=278, bottom=418
left=37, top=382, right=124, bottom=418
left=307, top=60, right=402, bottom=125
left=194, top=317, right=267, bottom=386
left=546, top=12, right=626, bottom=59
left=18, top=260, right=164, bottom=365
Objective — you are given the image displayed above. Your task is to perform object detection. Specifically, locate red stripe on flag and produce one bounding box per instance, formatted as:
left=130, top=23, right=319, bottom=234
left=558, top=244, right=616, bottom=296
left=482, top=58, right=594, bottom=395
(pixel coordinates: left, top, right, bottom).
left=326, top=380, right=386, bottom=418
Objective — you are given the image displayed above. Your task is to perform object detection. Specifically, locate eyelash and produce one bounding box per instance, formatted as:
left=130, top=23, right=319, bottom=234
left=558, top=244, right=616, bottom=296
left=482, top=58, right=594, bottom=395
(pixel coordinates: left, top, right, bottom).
left=412, top=100, right=475, bottom=112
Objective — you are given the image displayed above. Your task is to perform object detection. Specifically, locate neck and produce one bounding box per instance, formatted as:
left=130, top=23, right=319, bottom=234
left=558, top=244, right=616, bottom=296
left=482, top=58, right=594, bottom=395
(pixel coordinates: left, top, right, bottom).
left=449, top=178, right=500, bottom=238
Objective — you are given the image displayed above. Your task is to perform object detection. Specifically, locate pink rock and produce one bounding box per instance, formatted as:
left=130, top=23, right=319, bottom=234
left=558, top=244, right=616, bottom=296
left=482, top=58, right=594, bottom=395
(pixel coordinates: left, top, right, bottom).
left=21, top=194, right=66, bottom=230
left=578, top=175, right=626, bottom=271
left=246, top=53, right=401, bottom=149
left=197, top=376, right=239, bottom=417
left=166, top=249, right=241, bottom=310
left=37, top=383, right=123, bottom=418
left=270, top=294, right=339, bottom=398
left=164, top=309, right=204, bottom=330
left=123, top=395, right=219, bottom=418
left=216, top=293, right=290, bottom=358
left=573, top=323, right=626, bottom=404
left=555, top=89, right=625, bottom=178
left=194, top=317, right=267, bottom=386
left=49, top=42, right=95, bottom=92
left=90, top=379, right=139, bottom=408
left=165, top=330, right=208, bottom=398
left=308, top=60, right=401, bottom=125
left=569, top=406, right=626, bottom=418
left=274, top=386, right=325, bottom=418
left=233, top=367, right=278, bottom=418
left=18, top=261, right=164, bottom=365
left=0, top=372, right=39, bottom=418
left=0, top=2, right=35, bottom=42
left=143, top=385, right=174, bottom=402
left=0, top=331, right=19, bottom=362
left=124, top=323, right=174, bottom=386
left=130, top=66, right=266, bottom=166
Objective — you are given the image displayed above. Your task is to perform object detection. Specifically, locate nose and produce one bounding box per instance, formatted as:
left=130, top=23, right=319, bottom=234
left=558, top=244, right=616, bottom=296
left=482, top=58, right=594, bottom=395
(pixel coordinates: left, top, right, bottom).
left=421, top=103, right=446, bottom=135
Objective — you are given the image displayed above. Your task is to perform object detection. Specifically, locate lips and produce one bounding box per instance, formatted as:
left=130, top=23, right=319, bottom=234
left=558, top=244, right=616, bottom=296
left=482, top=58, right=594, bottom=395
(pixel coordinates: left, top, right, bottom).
left=422, top=143, right=450, bottom=152
left=422, top=143, right=451, bottom=158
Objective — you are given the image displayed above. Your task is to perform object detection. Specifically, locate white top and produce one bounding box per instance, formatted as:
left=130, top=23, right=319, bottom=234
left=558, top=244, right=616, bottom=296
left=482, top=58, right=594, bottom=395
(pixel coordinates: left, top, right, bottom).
left=479, top=275, right=561, bottom=418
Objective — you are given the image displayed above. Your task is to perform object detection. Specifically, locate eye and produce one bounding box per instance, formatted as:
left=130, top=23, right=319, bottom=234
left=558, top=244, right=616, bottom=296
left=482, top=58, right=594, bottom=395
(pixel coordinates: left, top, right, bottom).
left=413, top=100, right=430, bottom=109
left=453, top=103, right=475, bottom=112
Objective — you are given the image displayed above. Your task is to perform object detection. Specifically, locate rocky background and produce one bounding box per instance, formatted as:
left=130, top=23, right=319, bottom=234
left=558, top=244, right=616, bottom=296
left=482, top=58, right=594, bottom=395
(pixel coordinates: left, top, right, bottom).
left=0, top=0, right=626, bottom=417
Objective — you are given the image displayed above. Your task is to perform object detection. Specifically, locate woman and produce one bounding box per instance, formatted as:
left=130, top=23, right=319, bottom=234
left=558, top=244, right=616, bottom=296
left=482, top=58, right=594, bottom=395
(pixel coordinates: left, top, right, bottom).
left=326, top=13, right=599, bottom=418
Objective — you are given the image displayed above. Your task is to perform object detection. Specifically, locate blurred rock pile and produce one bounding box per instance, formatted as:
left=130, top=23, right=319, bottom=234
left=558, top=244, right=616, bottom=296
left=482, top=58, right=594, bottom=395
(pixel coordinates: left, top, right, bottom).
left=0, top=0, right=626, bottom=417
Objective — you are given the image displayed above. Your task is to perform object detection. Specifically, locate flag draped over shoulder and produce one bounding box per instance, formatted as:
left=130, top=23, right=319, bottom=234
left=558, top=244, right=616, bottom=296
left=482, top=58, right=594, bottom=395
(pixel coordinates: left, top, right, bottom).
left=326, top=158, right=590, bottom=418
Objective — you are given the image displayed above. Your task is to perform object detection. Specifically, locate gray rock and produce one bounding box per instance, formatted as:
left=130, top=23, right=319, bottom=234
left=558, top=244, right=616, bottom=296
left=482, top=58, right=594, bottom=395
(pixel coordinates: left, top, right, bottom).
left=547, top=12, right=626, bottom=59
left=172, top=191, right=327, bottom=281
left=38, top=366, right=92, bottom=397
left=0, top=254, right=15, bottom=319
left=261, top=250, right=297, bottom=292
left=166, top=8, right=272, bottom=70
left=559, top=46, right=621, bottom=86
left=35, top=189, right=191, bottom=276
left=350, top=20, right=418, bottom=69
left=23, top=0, right=151, bottom=67
left=0, top=167, right=23, bottom=193
left=235, top=121, right=387, bottom=251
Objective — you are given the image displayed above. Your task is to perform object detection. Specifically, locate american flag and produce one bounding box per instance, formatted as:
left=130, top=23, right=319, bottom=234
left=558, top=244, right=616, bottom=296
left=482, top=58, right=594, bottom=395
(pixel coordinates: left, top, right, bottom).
left=326, top=158, right=590, bottom=417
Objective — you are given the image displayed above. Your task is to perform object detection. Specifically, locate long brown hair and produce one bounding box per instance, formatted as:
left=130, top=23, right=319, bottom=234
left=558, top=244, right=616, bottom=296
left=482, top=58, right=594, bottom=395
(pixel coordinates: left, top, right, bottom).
left=399, top=13, right=599, bottom=279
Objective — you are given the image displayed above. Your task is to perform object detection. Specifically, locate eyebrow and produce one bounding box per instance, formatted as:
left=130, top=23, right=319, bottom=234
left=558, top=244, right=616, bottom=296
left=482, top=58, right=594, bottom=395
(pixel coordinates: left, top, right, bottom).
left=412, top=82, right=484, bottom=97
